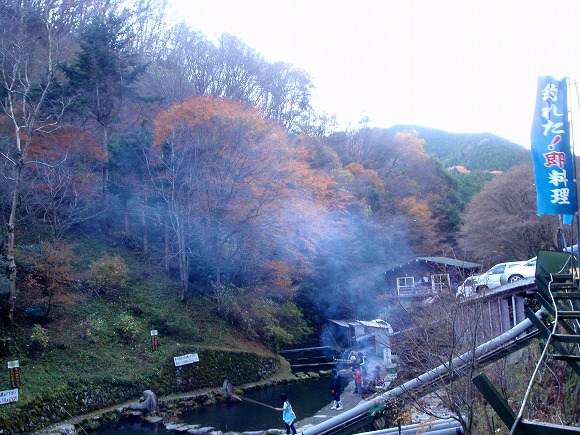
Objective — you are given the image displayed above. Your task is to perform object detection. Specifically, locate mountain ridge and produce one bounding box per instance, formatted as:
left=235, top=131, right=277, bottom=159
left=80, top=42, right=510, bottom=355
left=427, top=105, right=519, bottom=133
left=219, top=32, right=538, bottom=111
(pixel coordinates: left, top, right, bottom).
left=389, top=124, right=531, bottom=172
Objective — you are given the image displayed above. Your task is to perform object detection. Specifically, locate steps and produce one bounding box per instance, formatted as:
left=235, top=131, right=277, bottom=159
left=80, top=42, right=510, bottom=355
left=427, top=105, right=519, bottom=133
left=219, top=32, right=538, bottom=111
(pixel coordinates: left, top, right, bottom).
left=474, top=250, right=580, bottom=435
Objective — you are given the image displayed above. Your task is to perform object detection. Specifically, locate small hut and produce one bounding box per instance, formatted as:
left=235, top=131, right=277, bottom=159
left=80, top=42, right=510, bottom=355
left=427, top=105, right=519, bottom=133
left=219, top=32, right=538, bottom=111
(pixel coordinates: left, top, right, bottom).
left=326, top=318, right=394, bottom=363
left=383, top=256, right=481, bottom=297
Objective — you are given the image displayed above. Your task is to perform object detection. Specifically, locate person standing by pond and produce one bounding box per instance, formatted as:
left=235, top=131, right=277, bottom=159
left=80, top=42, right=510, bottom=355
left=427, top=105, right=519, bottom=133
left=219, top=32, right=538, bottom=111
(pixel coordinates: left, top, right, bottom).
left=275, top=393, right=297, bottom=434
left=330, top=368, right=343, bottom=410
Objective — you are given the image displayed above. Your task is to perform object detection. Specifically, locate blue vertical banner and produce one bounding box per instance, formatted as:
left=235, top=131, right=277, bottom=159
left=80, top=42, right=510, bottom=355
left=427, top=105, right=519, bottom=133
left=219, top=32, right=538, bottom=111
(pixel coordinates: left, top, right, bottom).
left=531, top=76, right=578, bottom=216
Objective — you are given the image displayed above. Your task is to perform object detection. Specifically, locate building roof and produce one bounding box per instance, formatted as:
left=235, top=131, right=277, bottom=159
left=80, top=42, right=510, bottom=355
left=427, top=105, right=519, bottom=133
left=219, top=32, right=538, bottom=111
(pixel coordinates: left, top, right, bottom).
left=328, top=319, right=392, bottom=329
left=416, top=256, right=481, bottom=268
left=384, top=256, right=481, bottom=274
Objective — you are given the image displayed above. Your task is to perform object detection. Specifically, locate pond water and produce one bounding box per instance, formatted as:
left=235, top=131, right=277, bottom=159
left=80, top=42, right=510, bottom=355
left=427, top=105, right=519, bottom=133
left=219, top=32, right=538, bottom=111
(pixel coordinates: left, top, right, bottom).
left=90, top=376, right=350, bottom=434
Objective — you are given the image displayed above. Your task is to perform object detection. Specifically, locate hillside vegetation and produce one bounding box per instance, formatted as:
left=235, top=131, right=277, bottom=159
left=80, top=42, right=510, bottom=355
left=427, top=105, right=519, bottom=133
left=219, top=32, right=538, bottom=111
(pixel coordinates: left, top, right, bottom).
left=0, top=229, right=279, bottom=432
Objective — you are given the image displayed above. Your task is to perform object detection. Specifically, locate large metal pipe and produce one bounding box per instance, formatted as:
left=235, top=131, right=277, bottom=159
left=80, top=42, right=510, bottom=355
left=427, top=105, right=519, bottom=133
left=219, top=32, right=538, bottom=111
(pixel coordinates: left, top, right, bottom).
left=301, top=308, right=546, bottom=435
left=357, top=417, right=463, bottom=434
left=388, top=429, right=462, bottom=435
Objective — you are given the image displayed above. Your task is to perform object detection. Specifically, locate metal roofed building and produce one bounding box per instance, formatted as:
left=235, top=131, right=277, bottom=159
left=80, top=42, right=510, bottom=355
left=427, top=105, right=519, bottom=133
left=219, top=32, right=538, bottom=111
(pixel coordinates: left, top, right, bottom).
left=383, top=256, right=481, bottom=298
left=327, top=319, right=394, bottom=364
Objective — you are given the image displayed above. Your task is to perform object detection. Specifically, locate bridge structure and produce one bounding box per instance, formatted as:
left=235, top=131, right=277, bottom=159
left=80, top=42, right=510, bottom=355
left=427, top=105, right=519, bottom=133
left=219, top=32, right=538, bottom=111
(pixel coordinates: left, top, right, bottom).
left=461, top=276, right=537, bottom=337
left=301, top=250, right=580, bottom=435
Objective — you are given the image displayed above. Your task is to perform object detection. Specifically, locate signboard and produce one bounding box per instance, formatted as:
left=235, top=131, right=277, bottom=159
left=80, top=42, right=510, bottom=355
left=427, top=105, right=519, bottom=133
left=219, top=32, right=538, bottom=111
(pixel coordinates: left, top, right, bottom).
left=173, top=353, right=199, bottom=367
left=531, top=75, right=578, bottom=217
left=0, top=389, right=18, bottom=405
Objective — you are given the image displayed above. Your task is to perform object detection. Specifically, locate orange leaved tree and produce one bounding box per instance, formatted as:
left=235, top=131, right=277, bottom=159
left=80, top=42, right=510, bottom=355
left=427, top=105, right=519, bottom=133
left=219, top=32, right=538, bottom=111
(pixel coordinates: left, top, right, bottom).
left=151, top=95, right=335, bottom=302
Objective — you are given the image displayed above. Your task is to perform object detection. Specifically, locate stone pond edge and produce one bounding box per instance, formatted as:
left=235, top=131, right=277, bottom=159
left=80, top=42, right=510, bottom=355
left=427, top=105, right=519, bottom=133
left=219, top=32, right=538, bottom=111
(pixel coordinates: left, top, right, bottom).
left=39, top=370, right=330, bottom=435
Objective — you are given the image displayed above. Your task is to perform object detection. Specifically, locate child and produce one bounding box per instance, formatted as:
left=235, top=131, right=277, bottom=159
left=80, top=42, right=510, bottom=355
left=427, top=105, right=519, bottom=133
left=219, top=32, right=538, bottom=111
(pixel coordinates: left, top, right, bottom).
left=275, top=393, right=297, bottom=434
left=352, top=367, right=363, bottom=396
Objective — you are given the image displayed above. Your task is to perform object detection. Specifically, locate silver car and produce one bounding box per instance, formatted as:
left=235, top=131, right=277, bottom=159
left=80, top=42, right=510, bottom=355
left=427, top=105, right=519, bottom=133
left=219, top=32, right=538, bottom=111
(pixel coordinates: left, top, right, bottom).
left=458, top=261, right=525, bottom=296
left=499, top=257, right=537, bottom=285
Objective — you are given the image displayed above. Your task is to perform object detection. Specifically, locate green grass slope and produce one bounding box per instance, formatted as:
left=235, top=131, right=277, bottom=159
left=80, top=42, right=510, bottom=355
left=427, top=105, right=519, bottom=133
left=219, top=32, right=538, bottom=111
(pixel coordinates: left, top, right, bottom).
left=0, top=233, right=275, bottom=431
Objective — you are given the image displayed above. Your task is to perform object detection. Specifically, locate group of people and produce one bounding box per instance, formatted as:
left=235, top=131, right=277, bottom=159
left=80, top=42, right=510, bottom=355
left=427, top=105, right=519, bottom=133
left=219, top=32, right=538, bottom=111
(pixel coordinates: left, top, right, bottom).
left=276, top=357, right=384, bottom=434
left=330, top=356, right=384, bottom=411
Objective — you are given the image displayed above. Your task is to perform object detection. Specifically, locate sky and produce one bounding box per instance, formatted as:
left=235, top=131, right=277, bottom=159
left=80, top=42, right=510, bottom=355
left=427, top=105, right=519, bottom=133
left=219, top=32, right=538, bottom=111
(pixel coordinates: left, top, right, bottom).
left=167, top=0, right=580, bottom=148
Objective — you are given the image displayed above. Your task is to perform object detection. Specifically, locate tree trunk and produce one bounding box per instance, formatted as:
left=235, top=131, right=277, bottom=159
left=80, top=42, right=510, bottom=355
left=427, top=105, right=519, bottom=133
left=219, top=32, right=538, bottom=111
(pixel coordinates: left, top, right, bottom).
left=176, top=214, right=188, bottom=302
left=213, top=231, right=222, bottom=309
left=214, top=264, right=221, bottom=310
left=141, top=189, right=148, bottom=254
left=482, top=401, right=494, bottom=435
left=5, top=163, right=22, bottom=324
left=164, top=222, right=170, bottom=272
left=102, top=125, right=109, bottom=202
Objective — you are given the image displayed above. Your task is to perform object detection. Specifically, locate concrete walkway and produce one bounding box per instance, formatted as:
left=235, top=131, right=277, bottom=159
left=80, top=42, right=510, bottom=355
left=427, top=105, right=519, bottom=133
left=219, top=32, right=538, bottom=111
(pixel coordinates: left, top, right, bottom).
left=295, top=352, right=392, bottom=433
left=294, top=390, right=362, bottom=432
left=295, top=370, right=366, bottom=432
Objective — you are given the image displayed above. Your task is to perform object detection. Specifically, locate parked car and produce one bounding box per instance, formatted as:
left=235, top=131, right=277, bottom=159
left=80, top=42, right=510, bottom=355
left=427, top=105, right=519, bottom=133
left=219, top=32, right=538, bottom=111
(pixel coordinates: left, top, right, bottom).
left=499, top=257, right=537, bottom=285
left=457, top=261, right=525, bottom=296
left=457, top=276, right=477, bottom=297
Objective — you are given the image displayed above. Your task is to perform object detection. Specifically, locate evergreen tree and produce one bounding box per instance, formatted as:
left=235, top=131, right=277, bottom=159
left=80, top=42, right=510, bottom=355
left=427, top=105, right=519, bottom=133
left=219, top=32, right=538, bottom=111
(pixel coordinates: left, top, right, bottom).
left=62, top=14, right=147, bottom=200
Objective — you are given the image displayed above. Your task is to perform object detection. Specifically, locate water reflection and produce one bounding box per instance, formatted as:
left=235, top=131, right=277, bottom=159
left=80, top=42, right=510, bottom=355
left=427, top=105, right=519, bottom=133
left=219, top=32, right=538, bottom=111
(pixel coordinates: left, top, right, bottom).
left=91, top=377, right=349, bottom=434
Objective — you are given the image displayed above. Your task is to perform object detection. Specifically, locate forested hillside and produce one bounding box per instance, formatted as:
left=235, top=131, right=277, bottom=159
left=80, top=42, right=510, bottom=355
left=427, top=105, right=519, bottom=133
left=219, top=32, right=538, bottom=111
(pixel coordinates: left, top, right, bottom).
left=0, top=0, right=534, bottom=335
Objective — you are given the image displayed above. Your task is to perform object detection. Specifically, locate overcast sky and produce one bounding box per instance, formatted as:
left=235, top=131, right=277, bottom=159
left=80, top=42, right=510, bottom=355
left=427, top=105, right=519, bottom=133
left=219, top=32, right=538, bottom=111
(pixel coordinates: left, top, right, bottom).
left=167, top=0, right=580, bottom=148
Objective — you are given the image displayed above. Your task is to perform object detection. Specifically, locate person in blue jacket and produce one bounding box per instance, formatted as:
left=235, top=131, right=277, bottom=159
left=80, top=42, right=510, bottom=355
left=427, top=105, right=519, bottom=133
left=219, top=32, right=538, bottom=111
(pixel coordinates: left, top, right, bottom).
left=275, top=393, right=297, bottom=434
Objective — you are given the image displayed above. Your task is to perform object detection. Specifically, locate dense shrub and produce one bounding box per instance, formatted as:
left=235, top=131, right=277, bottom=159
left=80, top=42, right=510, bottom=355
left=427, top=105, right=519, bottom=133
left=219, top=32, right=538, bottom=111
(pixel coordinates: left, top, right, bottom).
left=114, top=313, right=141, bottom=341
left=216, top=285, right=311, bottom=350
left=80, top=313, right=107, bottom=342
left=28, top=324, right=49, bottom=356
left=86, top=255, right=129, bottom=296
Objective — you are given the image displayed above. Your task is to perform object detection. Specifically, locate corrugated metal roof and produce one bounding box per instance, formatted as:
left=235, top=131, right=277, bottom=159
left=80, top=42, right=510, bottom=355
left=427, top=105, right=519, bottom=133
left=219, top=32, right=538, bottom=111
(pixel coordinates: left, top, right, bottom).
left=328, top=319, right=352, bottom=327
left=417, top=256, right=481, bottom=268
left=384, top=256, right=481, bottom=273
left=356, top=319, right=392, bottom=329
left=328, top=319, right=392, bottom=329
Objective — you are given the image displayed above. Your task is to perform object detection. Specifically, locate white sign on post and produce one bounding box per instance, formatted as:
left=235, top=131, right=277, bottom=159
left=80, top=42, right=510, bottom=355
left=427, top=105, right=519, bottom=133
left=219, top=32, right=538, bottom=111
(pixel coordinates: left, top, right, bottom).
left=173, top=353, right=199, bottom=367
left=0, top=389, right=18, bottom=405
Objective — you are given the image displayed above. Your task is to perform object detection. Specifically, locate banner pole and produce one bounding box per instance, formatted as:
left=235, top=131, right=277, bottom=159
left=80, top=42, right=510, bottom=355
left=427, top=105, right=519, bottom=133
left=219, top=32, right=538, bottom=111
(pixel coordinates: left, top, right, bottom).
left=563, top=74, right=577, bottom=228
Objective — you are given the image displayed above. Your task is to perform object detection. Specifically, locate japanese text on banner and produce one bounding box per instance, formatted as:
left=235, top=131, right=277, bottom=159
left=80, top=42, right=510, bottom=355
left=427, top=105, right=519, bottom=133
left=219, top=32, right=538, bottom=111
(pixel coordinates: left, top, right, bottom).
left=531, top=76, right=578, bottom=216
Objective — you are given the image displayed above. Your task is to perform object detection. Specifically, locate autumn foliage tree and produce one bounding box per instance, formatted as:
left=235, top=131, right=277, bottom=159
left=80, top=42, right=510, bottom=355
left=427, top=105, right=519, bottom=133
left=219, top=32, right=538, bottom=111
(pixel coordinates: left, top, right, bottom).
left=459, top=163, right=558, bottom=263
left=151, top=95, right=337, bottom=302
left=24, top=128, right=104, bottom=240
left=327, top=128, right=456, bottom=254
left=22, top=241, right=78, bottom=320
left=0, top=0, right=532, bottom=360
